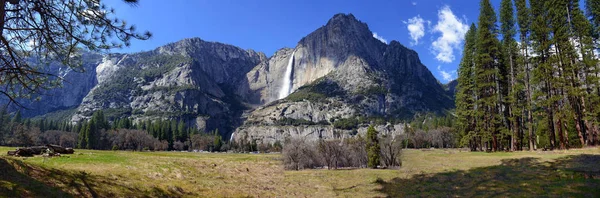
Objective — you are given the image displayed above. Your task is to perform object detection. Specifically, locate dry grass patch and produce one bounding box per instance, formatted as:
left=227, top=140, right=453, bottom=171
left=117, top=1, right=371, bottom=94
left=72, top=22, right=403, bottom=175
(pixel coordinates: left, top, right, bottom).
left=1, top=147, right=599, bottom=197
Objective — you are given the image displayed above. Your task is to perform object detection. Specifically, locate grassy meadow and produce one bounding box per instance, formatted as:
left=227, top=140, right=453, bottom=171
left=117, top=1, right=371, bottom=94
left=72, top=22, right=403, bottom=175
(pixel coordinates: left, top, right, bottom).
left=1, top=147, right=599, bottom=197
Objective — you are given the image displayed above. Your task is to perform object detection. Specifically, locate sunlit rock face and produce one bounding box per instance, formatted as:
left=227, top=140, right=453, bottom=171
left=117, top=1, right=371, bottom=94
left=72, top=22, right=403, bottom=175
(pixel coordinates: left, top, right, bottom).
left=71, top=38, right=264, bottom=136
left=233, top=13, right=453, bottom=144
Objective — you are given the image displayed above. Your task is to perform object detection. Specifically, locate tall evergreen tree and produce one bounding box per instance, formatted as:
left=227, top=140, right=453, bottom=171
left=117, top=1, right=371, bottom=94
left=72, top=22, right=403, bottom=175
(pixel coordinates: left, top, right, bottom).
left=531, top=0, right=558, bottom=149
left=586, top=0, right=600, bottom=42
left=78, top=120, right=88, bottom=149
left=86, top=119, right=97, bottom=149
left=177, top=121, right=187, bottom=142
left=366, top=125, right=380, bottom=168
left=573, top=0, right=600, bottom=146
left=500, top=0, right=520, bottom=151
left=475, top=0, right=503, bottom=151
left=456, top=24, right=479, bottom=151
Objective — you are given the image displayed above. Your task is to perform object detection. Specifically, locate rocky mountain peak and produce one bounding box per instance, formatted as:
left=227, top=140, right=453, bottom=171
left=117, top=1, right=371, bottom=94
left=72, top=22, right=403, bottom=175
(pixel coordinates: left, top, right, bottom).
left=326, top=13, right=362, bottom=27
left=300, top=13, right=376, bottom=47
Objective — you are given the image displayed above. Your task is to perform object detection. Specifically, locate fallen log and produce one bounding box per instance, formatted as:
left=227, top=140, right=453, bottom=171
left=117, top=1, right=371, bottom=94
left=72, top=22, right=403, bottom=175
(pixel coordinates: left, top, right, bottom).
left=46, top=144, right=75, bottom=154
left=26, top=146, right=48, bottom=155
left=15, top=148, right=34, bottom=157
left=7, top=145, right=75, bottom=157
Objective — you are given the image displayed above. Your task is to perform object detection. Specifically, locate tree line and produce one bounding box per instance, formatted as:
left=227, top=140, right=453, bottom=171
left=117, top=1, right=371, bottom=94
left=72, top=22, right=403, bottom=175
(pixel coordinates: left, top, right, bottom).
left=456, top=0, right=600, bottom=151
left=0, top=108, right=228, bottom=152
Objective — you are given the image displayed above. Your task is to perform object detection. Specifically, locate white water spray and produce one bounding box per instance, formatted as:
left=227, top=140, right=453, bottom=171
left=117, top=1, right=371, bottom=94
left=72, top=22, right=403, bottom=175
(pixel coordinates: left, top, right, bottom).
left=278, top=51, right=295, bottom=99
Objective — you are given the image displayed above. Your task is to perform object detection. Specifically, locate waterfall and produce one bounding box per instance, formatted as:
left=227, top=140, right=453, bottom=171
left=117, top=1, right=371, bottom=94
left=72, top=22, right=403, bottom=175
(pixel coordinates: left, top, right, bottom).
left=278, top=51, right=295, bottom=99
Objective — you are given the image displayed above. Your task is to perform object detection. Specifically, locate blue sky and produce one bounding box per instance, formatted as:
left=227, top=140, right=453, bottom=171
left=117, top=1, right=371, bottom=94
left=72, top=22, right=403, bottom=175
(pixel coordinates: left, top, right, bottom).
left=105, top=0, right=504, bottom=83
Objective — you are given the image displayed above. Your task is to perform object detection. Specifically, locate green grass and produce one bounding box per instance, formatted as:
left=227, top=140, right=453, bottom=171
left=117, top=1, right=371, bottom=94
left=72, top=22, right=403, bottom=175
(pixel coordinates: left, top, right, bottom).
left=1, top=147, right=599, bottom=197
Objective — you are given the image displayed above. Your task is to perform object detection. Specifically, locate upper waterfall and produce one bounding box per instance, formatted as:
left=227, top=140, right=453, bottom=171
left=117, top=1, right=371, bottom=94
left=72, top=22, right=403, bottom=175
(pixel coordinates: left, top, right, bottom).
left=278, top=51, right=295, bottom=99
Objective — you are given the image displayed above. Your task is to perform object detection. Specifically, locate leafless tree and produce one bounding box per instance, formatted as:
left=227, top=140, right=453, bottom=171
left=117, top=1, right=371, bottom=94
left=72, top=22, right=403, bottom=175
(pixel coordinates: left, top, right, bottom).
left=428, top=127, right=454, bottom=148
left=107, top=129, right=155, bottom=151
left=59, top=132, right=77, bottom=148
left=41, top=130, right=60, bottom=144
left=409, top=129, right=428, bottom=148
left=6, top=124, right=40, bottom=146
left=318, top=139, right=344, bottom=169
left=190, top=134, right=213, bottom=151
left=380, top=135, right=402, bottom=168
left=282, top=137, right=321, bottom=170
left=154, top=140, right=168, bottom=151
left=344, top=137, right=368, bottom=168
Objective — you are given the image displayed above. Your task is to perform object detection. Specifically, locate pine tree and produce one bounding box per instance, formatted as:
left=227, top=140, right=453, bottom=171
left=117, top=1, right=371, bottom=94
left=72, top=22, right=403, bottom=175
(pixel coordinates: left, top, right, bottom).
left=91, top=110, right=109, bottom=131
left=366, top=126, right=380, bottom=168
left=78, top=121, right=88, bottom=149
left=177, top=121, right=187, bottom=142
left=586, top=0, right=600, bottom=41
left=562, top=0, right=593, bottom=147
left=500, top=0, right=520, bottom=151
left=573, top=0, right=600, bottom=146
left=531, top=0, right=558, bottom=149
left=86, top=119, right=96, bottom=149
left=475, top=0, right=503, bottom=151
left=548, top=0, right=573, bottom=149
left=456, top=24, right=479, bottom=151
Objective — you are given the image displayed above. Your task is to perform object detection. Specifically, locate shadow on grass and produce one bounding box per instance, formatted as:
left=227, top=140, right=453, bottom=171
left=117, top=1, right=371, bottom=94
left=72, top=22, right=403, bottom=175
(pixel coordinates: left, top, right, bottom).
left=374, top=154, right=600, bottom=197
left=0, top=157, right=190, bottom=198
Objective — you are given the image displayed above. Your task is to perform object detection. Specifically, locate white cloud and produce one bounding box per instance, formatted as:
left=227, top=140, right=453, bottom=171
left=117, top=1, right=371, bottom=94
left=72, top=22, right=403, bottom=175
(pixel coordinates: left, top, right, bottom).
left=437, top=65, right=456, bottom=82
left=403, top=15, right=429, bottom=46
left=412, top=2, right=417, bottom=6
left=373, top=32, right=388, bottom=44
left=431, top=5, right=469, bottom=63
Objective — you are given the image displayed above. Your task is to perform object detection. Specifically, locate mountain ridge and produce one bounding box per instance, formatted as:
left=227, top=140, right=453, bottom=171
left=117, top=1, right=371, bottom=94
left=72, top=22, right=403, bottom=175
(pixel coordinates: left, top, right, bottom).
left=5, top=13, right=454, bottom=143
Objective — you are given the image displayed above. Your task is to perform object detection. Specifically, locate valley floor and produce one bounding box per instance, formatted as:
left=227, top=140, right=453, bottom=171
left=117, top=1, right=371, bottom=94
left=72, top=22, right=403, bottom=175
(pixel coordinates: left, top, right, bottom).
left=1, top=147, right=599, bottom=197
